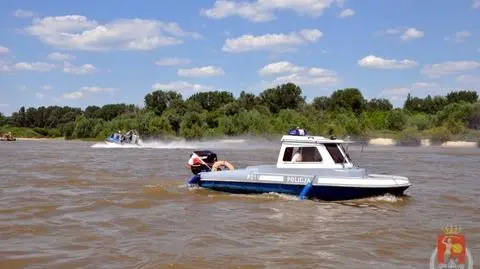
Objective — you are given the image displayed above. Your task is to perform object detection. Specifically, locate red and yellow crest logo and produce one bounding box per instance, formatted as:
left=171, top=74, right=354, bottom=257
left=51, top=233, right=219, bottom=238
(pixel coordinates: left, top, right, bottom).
left=430, top=225, right=473, bottom=269
left=436, top=226, right=466, bottom=266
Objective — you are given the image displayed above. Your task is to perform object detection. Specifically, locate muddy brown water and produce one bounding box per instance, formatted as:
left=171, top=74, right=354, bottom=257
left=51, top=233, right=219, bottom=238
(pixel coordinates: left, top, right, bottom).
left=1, top=139, right=479, bottom=269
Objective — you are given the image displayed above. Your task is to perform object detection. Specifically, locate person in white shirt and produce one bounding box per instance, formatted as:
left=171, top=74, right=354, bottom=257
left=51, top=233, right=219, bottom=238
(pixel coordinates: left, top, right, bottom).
left=292, top=149, right=302, bottom=162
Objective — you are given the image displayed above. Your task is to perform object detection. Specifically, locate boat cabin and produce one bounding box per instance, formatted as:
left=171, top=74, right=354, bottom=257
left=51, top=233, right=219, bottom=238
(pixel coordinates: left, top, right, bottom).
left=276, top=129, right=354, bottom=169
left=110, top=133, right=121, bottom=140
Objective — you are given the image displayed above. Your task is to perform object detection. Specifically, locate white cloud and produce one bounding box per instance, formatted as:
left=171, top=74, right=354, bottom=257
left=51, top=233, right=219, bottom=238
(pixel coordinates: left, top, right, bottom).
left=0, top=60, right=10, bottom=72
left=63, top=91, right=84, bottom=100
left=422, top=61, right=480, bottom=77
left=381, top=87, right=410, bottom=101
left=154, top=58, right=191, bottom=66
left=378, top=28, right=402, bottom=36
left=258, top=61, right=304, bottom=75
left=473, top=0, right=480, bottom=8
left=272, top=73, right=338, bottom=86
left=338, top=9, right=354, bottom=18
left=385, top=28, right=401, bottom=35
left=0, top=46, right=10, bottom=54
left=35, top=92, right=45, bottom=99
left=457, top=75, right=480, bottom=85
left=47, top=52, right=75, bottom=61
left=42, top=85, right=53, bottom=90
left=152, top=81, right=214, bottom=96
left=223, top=29, right=322, bottom=52
left=401, top=28, right=424, bottom=41
left=444, top=30, right=471, bottom=43
left=177, top=66, right=225, bottom=77
left=358, top=55, right=418, bottom=69
left=80, top=86, right=116, bottom=93
left=259, top=61, right=339, bottom=87
left=299, top=29, right=323, bottom=41
left=412, top=82, right=437, bottom=88
left=376, top=27, right=424, bottom=41
left=13, top=62, right=56, bottom=72
left=63, top=63, right=98, bottom=75
left=13, top=9, right=36, bottom=18
left=25, top=15, right=201, bottom=51
left=62, top=86, right=116, bottom=100
left=201, top=0, right=342, bottom=22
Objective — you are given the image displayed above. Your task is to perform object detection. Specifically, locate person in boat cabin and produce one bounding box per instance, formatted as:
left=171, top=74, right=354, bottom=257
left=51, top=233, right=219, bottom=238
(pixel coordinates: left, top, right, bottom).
left=292, top=148, right=303, bottom=162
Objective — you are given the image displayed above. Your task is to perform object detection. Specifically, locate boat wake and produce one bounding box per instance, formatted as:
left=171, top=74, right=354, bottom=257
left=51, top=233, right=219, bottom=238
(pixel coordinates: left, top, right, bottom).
left=364, top=194, right=406, bottom=203
left=90, top=137, right=278, bottom=150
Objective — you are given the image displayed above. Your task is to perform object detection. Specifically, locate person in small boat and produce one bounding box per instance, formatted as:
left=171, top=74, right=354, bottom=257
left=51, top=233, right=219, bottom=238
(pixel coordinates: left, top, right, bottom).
left=292, top=148, right=303, bottom=162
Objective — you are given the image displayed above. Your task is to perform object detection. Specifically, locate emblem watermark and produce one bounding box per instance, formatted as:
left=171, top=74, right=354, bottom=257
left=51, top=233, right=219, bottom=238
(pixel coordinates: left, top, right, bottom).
left=429, top=225, right=473, bottom=269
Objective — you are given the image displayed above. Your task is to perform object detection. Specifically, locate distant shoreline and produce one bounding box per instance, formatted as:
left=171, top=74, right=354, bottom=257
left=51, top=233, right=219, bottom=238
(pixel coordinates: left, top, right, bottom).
left=15, top=137, right=66, bottom=141
left=5, top=135, right=479, bottom=148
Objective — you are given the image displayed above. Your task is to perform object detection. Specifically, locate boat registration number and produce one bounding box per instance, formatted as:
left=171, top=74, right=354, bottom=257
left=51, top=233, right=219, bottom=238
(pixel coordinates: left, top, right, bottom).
left=249, top=173, right=313, bottom=184
left=285, top=176, right=313, bottom=184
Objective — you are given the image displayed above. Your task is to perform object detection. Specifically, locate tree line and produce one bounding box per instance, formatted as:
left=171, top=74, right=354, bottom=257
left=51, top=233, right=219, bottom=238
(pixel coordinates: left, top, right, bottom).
left=1, top=83, right=479, bottom=143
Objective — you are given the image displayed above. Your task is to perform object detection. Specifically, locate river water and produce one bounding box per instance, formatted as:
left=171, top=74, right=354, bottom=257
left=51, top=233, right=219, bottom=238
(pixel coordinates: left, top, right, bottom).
left=1, top=139, right=479, bottom=269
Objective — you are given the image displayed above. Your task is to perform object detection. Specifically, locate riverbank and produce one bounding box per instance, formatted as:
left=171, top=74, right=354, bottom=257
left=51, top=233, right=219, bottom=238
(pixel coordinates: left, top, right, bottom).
left=5, top=135, right=480, bottom=149
left=2, top=127, right=480, bottom=148
left=367, top=138, right=479, bottom=148
left=15, top=137, right=66, bottom=141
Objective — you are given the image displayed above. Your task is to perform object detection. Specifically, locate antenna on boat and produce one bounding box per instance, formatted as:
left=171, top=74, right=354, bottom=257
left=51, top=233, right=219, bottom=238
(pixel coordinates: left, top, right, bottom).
left=354, top=138, right=369, bottom=169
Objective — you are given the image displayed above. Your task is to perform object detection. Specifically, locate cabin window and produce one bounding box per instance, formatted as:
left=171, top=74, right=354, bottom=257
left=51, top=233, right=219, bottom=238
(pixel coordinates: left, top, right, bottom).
left=283, top=147, right=293, bottom=161
left=324, top=143, right=346, bottom=164
left=282, top=147, right=322, bottom=162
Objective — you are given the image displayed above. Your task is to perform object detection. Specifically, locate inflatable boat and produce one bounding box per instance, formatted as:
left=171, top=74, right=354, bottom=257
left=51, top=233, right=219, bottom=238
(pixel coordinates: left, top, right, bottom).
left=186, top=128, right=411, bottom=201
left=0, top=132, right=16, bottom=141
left=105, top=130, right=140, bottom=145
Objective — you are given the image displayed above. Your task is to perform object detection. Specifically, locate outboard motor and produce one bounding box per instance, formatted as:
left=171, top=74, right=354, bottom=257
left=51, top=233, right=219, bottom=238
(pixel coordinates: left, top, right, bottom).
left=188, top=150, right=217, bottom=175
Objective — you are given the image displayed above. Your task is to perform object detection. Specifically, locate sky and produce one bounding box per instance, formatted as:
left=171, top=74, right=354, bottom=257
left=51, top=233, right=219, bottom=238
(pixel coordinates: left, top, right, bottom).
left=0, top=0, right=479, bottom=115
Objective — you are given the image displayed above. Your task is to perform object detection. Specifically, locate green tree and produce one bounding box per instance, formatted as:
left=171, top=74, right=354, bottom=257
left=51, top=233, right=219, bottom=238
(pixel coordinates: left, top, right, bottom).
left=407, top=113, right=432, bottom=131
left=147, top=115, right=172, bottom=135
left=446, top=90, right=478, bottom=104
left=144, top=90, right=184, bottom=116
left=14, top=106, right=27, bottom=127
left=467, top=102, right=480, bottom=130
left=179, top=112, right=208, bottom=139
left=237, top=91, right=258, bottom=110
left=385, top=109, right=407, bottom=131
left=219, top=102, right=242, bottom=116
left=366, top=98, right=392, bottom=112
left=435, top=102, right=473, bottom=127
left=85, top=106, right=102, bottom=118
left=329, top=88, right=365, bottom=114
left=259, top=83, right=305, bottom=113
left=72, top=116, right=93, bottom=138
left=312, top=96, right=330, bottom=111
left=187, top=91, right=235, bottom=112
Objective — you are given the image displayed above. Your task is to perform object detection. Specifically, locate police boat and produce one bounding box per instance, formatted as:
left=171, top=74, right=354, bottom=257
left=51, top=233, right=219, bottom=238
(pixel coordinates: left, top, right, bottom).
left=105, top=130, right=140, bottom=145
left=186, top=128, right=411, bottom=201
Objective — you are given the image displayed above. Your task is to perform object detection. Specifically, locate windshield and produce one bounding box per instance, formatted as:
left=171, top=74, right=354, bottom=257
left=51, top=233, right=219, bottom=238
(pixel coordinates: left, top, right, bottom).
left=324, top=143, right=346, bottom=164
left=340, top=144, right=353, bottom=163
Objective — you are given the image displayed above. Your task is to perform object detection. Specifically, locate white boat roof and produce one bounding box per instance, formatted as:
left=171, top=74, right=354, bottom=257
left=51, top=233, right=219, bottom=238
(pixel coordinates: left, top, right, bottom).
left=281, top=135, right=347, bottom=144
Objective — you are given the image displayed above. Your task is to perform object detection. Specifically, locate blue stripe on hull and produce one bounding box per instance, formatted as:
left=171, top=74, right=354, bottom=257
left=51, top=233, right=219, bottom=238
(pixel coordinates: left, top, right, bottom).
left=199, top=180, right=409, bottom=201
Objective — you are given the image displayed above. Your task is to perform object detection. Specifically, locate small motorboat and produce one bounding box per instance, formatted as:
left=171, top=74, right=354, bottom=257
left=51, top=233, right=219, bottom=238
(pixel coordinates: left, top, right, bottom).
left=186, top=128, right=411, bottom=201
left=0, top=132, right=16, bottom=141
left=105, top=130, right=140, bottom=145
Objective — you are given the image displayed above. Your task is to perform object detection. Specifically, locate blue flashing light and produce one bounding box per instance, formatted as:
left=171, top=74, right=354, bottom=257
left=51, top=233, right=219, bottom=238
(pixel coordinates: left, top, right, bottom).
left=288, top=128, right=307, bottom=136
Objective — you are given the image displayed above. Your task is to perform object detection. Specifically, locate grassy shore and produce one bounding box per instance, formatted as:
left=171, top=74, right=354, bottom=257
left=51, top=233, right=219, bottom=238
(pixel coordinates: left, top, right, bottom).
left=2, top=126, right=480, bottom=145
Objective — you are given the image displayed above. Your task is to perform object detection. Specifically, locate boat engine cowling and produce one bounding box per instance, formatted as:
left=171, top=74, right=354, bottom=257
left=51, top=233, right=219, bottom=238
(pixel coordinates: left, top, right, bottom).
left=188, top=150, right=217, bottom=175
